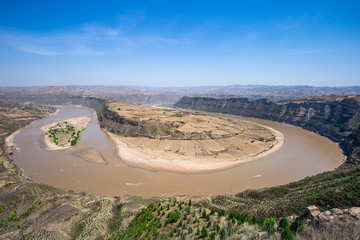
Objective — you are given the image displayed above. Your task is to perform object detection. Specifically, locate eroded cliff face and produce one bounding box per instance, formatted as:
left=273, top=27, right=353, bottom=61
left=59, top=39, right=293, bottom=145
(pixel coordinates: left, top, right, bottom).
left=174, top=96, right=360, bottom=164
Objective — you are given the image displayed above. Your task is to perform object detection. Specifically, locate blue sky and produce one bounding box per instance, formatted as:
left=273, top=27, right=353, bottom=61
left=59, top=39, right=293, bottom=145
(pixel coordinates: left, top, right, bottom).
left=0, top=0, right=359, bottom=87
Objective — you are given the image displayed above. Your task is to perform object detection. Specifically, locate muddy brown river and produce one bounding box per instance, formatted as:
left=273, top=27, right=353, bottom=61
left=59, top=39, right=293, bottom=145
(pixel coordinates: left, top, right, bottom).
left=12, top=107, right=341, bottom=197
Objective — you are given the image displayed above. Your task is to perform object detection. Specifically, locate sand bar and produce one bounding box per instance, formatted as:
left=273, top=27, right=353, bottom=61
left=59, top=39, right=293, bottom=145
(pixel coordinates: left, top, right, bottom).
left=72, top=148, right=107, bottom=164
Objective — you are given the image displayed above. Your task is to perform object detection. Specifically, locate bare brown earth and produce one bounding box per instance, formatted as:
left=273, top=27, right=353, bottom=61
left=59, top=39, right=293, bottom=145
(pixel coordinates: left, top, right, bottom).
left=73, top=148, right=107, bottom=164
left=107, top=103, right=284, bottom=173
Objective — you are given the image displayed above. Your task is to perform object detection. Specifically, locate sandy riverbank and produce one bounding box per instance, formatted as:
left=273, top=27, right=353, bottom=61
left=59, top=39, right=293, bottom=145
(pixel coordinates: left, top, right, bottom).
left=5, top=129, right=21, bottom=154
left=4, top=109, right=59, bottom=154
left=106, top=123, right=284, bottom=174
left=39, top=116, right=91, bottom=151
left=48, top=108, right=60, bottom=117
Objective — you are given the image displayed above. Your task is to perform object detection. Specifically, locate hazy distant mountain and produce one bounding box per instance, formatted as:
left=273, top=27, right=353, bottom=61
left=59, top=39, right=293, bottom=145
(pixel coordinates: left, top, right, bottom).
left=154, top=85, right=360, bottom=101
left=0, top=85, right=359, bottom=105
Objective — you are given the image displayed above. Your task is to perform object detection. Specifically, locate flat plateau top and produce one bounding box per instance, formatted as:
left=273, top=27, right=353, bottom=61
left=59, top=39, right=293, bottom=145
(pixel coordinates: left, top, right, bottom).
left=107, top=103, right=281, bottom=172
left=109, top=102, right=275, bottom=141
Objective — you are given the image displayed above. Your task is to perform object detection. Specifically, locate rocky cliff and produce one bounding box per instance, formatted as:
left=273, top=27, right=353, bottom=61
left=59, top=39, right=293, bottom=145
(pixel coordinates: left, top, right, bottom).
left=174, top=95, right=360, bottom=164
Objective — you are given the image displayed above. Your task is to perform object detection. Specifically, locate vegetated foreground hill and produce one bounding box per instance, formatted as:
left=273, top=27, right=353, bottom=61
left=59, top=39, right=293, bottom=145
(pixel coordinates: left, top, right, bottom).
left=174, top=95, right=360, bottom=164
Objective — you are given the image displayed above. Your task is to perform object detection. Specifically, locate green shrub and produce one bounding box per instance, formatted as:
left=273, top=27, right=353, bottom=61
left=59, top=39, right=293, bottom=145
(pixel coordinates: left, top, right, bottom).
left=263, top=217, right=277, bottom=234
left=279, top=218, right=295, bottom=240
left=202, top=209, right=207, bottom=218
left=220, top=228, right=226, bottom=239
left=201, top=226, right=208, bottom=238
left=290, top=219, right=304, bottom=233
left=346, top=192, right=354, bottom=199
left=281, top=226, right=295, bottom=240
left=169, top=210, right=181, bottom=223
left=279, top=217, right=289, bottom=230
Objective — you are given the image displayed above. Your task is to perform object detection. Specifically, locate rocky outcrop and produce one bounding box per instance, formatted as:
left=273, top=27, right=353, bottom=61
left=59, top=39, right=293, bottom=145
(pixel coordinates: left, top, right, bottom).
left=305, top=205, right=360, bottom=224
left=174, top=95, right=360, bottom=164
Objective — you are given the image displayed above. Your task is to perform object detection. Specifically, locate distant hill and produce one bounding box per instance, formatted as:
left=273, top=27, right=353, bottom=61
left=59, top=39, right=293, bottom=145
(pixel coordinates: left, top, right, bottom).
left=0, top=86, right=182, bottom=105
left=1, top=85, right=360, bottom=105
left=156, top=85, right=360, bottom=101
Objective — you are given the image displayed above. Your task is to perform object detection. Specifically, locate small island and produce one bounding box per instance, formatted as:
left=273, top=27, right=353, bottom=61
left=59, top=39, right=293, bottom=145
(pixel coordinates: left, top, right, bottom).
left=40, top=116, right=91, bottom=151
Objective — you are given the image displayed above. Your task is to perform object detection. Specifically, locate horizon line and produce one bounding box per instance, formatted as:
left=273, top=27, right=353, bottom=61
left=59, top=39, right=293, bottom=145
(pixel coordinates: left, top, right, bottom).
left=1, top=84, right=360, bottom=89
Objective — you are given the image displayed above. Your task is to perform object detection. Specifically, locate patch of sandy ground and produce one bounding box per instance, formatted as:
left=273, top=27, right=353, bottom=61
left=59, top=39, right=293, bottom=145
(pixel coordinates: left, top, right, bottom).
left=5, top=129, right=21, bottom=154
left=72, top=148, right=107, bottom=164
left=106, top=123, right=284, bottom=174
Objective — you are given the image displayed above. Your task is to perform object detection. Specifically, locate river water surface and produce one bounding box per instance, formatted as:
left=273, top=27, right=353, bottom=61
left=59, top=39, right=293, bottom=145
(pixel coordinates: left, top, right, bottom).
left=12, top=107, right=341, bottom=197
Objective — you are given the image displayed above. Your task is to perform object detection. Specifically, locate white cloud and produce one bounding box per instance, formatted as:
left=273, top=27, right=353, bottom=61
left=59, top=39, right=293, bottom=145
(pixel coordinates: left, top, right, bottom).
left=0, top=22, right=186, bottom=57
left=13, top=44, right=58, bottom=56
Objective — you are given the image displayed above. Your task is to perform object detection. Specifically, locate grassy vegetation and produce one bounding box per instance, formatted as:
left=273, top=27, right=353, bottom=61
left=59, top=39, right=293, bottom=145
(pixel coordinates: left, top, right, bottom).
left=206, top=164, right=360, bottom=218
left=47, top=121, right=83, bottom=147
left=108, top=203, right=126, bottom=236
left=70, top=131, right=81, bottom=146
left=0, top=195, right=42, bottom=233
left=113, top=198, right=307, bottom=239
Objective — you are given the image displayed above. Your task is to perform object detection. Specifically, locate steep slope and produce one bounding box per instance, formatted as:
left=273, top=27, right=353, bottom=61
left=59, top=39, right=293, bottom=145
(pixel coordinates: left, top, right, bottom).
left=174, top=95, right=360, bottom=164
